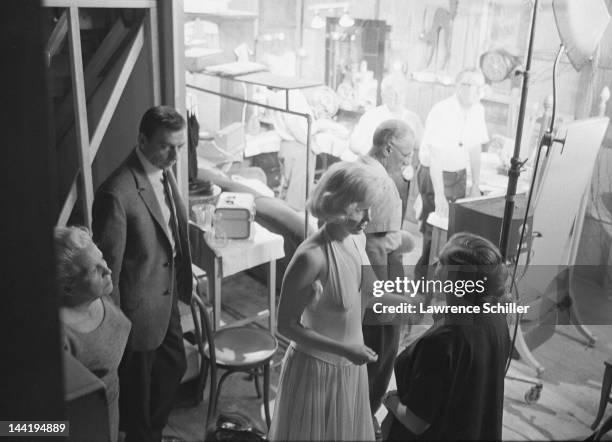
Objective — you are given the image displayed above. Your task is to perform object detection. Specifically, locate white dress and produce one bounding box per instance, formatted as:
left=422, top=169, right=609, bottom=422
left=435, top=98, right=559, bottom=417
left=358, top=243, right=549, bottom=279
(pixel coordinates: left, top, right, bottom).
left=268, top=231, right=375, bottom=441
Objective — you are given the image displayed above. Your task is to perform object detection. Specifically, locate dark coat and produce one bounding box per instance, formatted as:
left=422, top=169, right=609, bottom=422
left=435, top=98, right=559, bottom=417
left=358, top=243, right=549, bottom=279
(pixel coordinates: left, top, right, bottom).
left=93, top=149, right=193, bottom=351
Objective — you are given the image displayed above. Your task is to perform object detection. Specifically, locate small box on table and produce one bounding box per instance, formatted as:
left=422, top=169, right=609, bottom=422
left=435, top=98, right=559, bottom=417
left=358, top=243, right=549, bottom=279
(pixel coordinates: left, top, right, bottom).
left=215, top=192, right=255, bottom=239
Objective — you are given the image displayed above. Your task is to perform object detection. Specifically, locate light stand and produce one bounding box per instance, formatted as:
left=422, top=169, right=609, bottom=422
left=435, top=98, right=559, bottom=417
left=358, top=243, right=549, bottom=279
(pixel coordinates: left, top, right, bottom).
left=500, top=0, right=611, bottom=260
left=498, top=0, right=538, bottom=261
left=499, top=0, right=610, bottom=382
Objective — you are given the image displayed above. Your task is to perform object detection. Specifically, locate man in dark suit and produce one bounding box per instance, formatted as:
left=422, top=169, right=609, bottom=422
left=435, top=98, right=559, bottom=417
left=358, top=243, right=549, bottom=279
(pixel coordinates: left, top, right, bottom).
left=93, top=106, right=193, bottom=442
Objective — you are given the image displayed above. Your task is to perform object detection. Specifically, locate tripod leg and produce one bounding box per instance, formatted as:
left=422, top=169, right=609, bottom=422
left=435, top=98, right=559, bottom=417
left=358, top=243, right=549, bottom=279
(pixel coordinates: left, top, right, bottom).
left=515, top=324, right=545, bottom=377
left=592, top=363, right=612, bottom=430
left=568, top=303, right=597, bottom=347
left=568, top=270, right=597, bottom=347
left=595, top=413, right=612, bottom=441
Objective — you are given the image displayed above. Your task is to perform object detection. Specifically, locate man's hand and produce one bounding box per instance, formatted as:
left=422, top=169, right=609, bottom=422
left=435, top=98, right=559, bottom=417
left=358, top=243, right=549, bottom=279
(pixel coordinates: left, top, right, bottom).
left=383, top=390, right=401, bottom=412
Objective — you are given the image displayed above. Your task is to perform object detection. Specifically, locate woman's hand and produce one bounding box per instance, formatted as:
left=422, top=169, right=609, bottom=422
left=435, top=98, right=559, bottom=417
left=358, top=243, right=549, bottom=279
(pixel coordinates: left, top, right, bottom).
left=343, top=343, right=378, bottom=365
left=382, top=390, right=401, bottom=412
left=382, top=389, right=430, bottom=435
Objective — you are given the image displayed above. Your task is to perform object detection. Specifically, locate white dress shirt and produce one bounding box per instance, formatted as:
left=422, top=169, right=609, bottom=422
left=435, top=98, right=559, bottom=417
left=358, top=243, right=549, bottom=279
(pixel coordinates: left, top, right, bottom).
left=268, top=89, right=312, bottom=145
left=419, top=95, right=489, bottom=171
left=358, top=155, right=402, bottom=233
left=135, top=148, right=176, bottom=254
left=349, top=105, right=424, bottom=157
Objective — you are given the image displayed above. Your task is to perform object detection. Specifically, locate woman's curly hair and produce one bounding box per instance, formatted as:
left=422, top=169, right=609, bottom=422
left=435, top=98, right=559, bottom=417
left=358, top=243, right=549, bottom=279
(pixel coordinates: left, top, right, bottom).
left=438, top=232, right=509, bottom=303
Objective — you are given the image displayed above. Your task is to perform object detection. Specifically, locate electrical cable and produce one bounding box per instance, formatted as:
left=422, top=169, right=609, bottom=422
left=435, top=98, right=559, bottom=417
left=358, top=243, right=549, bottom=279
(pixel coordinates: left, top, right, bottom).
left=549, top=44, right=564, bottom=136
left=505, top=276, right=523, bottom=374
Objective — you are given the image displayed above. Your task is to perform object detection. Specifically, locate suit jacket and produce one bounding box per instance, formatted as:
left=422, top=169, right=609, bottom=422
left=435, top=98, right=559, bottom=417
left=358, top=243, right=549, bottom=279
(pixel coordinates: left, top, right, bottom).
left=92, top=149, right=193, bottom=351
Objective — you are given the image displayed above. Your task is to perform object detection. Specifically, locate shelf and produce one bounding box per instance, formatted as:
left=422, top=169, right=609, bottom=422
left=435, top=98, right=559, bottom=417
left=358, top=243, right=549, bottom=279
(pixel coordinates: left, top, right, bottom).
left=184, top=9, right=258, bottom=22
left=234, top=72, right=322, bottom=91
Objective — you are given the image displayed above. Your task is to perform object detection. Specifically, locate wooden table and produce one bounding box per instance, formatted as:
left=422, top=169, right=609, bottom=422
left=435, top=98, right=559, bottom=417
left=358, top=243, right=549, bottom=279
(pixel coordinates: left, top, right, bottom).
left=189, top=221, right=285, bottom=333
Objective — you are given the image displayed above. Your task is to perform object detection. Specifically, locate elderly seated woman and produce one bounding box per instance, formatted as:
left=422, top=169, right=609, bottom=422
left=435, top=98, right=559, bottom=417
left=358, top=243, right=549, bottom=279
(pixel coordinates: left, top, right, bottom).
left=382, top=232, right=511, bottom=441
left=54, top=226, right=131, bottom=442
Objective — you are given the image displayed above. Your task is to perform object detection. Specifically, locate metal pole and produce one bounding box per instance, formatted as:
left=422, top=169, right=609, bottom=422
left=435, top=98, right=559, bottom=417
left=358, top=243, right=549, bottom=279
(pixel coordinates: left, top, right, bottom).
left=499, top=0, right=539, bottom=260
left=186, top=84, right=312, bottom=119
left=305, top=115, right=313, bottom=236
left=187, top=83, right=313, bottom=238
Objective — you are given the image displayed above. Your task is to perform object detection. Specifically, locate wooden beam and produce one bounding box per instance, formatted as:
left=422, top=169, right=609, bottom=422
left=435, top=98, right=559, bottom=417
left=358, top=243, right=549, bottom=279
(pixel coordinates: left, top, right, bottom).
left=159, top=0, right=188, bottom=198
left=83, top=19, right=129, bottom=92
left=44, top=11, right=67, bottom=67
left=57, top=175, right=79, bottom=227
left=90, top=23, right=144, bottom=159
left=58, top=19, right=145, bottom=224
left=57, top=18, right=129, bottom=140
left=146, top=5, right=161, bottom=105
left=67, top=6, right=93, bottom=227
left=43, top=0, right=155, bottom=8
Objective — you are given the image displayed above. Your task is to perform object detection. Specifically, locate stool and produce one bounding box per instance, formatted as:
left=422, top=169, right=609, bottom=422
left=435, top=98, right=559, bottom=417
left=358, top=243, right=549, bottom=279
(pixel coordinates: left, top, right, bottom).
left=592, top=358, right=612, bottom=431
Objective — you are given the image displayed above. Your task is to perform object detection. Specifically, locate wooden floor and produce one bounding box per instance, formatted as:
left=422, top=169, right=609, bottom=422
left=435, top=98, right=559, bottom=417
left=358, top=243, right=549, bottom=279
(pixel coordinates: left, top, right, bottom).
left=165, top=226, right=612, bottom=441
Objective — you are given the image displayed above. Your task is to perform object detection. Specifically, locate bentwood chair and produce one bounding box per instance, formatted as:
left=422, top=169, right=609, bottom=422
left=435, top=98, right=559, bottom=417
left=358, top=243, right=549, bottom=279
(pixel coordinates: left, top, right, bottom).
left=190, top=292, right=278, bottom=429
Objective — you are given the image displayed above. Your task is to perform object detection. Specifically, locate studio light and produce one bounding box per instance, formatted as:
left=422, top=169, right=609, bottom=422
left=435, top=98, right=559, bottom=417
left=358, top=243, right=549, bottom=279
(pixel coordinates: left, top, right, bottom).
left=500, top=0, right=610, bottom=260
left=552, top=0, right=610, bottom=70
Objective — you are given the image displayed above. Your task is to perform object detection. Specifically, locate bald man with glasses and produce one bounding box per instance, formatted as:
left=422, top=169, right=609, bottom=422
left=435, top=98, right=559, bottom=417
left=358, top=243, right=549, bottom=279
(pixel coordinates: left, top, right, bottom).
left=358, top=119, right=416, bottom=433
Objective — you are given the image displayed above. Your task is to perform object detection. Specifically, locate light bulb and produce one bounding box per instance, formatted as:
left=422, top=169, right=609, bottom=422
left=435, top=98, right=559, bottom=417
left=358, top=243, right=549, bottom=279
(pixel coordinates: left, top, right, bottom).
left=311, top=12, right=325, bottom=29
left=338, top=11, right=354, bottom=28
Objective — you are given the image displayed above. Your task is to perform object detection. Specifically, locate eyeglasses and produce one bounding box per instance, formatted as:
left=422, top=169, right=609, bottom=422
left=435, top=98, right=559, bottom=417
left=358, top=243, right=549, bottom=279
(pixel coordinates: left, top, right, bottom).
left=458, top=82, right=482, bottom=90
left=390, top=143, right=413, bottom=162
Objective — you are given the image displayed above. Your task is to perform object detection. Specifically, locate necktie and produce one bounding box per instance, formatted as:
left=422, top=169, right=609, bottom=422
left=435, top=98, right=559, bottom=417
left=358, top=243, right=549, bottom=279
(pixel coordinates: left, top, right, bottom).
left=162, top=170, right=183, bottom=259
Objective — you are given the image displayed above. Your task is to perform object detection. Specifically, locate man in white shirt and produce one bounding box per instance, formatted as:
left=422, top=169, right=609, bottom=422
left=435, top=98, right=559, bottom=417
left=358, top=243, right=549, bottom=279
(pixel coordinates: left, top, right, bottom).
left=268, top=89, right=315, bottom=211
left=269, top=89, right=349, bottom=211
left=415, top=68, right=489, bottom=277
left=350, top=73, right=424, bottom=157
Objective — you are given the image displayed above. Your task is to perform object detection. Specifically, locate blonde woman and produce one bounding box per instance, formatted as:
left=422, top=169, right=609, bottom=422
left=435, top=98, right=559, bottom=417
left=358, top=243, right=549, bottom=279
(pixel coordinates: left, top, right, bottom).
left=268, top=162, right=382, bottom=441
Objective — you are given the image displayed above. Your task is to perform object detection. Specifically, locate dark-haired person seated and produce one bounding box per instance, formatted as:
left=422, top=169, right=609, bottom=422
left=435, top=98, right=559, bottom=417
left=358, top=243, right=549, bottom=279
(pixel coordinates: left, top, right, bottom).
left=382, top=232, right=511, bottom=441
left=55, top=226, right=131, bottom=442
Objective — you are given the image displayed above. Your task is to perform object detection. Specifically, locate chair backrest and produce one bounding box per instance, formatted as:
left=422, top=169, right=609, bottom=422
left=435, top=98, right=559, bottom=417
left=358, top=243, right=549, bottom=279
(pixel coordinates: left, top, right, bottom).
left=191, top=292, right=217, bottom=368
